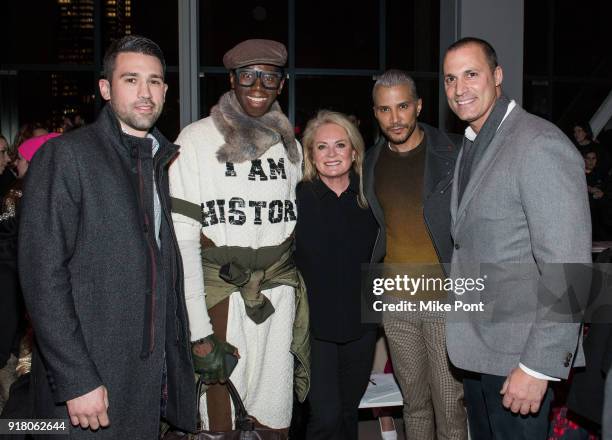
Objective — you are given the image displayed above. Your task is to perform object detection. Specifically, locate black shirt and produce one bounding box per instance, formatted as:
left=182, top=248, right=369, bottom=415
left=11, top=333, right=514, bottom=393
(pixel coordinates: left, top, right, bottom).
left=295, top=174, right=378, bottom=343
left=0, top=170, right=16, bottom=199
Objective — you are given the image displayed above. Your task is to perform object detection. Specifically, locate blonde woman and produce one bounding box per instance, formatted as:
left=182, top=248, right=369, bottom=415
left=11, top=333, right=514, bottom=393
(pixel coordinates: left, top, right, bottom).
left=295, top=110, right=378, bottom=439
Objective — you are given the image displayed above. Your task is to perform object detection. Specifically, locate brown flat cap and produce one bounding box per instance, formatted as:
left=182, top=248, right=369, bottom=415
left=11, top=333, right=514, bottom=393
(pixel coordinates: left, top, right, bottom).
left=223, top=39, right=287, bottom=70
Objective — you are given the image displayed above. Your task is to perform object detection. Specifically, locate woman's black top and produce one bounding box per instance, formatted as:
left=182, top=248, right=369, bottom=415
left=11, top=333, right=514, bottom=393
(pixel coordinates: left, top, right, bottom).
left=295, top=175, right=378, bottom=343
left=0, top=185, right=25, bottom=367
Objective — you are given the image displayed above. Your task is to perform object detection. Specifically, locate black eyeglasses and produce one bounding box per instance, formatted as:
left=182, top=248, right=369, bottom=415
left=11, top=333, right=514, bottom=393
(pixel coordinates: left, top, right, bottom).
left=234, top=68, right=284, bottom=90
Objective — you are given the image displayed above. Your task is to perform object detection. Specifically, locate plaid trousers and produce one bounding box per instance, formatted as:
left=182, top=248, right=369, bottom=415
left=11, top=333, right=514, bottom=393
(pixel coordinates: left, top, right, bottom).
left=383, top=309, right=467, bottom=440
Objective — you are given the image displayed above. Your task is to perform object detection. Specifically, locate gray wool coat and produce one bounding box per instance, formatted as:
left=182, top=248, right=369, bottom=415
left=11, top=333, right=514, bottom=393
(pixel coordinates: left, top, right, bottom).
left=446, top=103, right=591, bottom=379
left=18, top=105, right=197, bottom=438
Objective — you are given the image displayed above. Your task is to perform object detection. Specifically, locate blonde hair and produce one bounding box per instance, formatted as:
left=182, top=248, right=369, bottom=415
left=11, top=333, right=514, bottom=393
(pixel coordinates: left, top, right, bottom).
left=301, top=110, right=368, bottom=209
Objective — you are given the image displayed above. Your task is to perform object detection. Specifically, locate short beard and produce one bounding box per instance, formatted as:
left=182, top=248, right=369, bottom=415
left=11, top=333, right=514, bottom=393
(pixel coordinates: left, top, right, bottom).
left=110, top=88, right=164, bottom=135
left=110, top=99, right=162, bottom=135
left=121, top=112, right=159, bottom=132
left=382, top=123, right=415, bottom=147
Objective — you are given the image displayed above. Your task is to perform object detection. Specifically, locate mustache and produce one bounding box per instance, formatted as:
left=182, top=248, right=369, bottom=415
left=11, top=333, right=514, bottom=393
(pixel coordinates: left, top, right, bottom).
left=386, top=124, right=409, bottom=130
left=134, top=99, right=155, bottom=107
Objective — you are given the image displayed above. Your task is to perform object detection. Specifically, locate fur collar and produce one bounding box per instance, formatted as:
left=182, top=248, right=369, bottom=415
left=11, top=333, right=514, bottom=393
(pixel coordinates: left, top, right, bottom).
left=211, top=91, right=300, bottom=164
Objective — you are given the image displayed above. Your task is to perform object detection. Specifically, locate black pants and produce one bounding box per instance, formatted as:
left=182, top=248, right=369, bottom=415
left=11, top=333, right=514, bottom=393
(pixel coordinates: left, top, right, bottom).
left=463, top=371, right=554, bottom=440
left=306, top=330, right=377, bottom=440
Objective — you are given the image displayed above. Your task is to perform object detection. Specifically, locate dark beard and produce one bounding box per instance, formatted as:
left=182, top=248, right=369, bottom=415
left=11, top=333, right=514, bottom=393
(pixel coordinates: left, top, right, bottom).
left=112, top=103, right=162, bottom=133
left=383, top=123, right=416, bottom=146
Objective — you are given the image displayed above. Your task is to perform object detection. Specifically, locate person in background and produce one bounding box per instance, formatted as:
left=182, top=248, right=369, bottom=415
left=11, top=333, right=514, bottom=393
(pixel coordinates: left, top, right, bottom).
left=62, top=114, right=86, bottom=133
left=584, top=148, right=608, bottom=240
left=0, top=135, right=15, bottom=198
left=12, top=133, right=61, bottom=180
left=0, top=135, right=10, bottom=177
left=12, top=123, right=48, bottom=154
left=2, top=123, right=49, bottom=199
left=574, top=122, right=610, bottom=173
left=295, top=110, right=378, bottom=440
left=574, top=122, right=597, bottom=153
left=0, top=134, right=21, bottom=414
left=586, top=160, right=612, bottom=241
left=585, top=149, right=605, bottom=191
left=0, top=133, right=59, bottom=419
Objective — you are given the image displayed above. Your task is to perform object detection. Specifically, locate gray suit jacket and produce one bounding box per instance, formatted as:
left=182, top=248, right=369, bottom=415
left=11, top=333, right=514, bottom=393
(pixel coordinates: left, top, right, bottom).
left=446, top=103, right=591, bottom=379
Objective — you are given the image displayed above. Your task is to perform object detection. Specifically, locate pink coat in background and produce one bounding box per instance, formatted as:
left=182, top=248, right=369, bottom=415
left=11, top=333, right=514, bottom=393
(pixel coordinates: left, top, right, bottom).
left=18, top=133, right=61, bottom=162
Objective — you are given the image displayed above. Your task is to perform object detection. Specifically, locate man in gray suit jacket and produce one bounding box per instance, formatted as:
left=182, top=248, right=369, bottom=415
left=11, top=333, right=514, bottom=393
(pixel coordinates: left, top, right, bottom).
left=442, top=37, right=591, bottom=439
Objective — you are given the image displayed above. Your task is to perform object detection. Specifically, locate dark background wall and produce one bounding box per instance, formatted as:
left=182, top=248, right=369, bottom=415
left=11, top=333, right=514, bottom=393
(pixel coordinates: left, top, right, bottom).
left=0, top=0, right=609, bottom=145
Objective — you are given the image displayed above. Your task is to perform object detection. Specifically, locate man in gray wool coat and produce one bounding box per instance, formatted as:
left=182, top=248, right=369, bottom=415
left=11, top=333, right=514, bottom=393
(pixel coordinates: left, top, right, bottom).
left=18, top=36, right=197, bottom=438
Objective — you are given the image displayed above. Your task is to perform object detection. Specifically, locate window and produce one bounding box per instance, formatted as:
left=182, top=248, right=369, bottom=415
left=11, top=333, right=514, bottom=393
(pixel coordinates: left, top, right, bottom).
left=17, top=72, right=96, bottom=131
left=295, top=0, right=379, bottom=69
left=0, top=0, right=180, bottom=136
left=200, top=0, right=288, bottom=66
left=386, top=0, right=440, bottom=72
left=295, top=76, right=377, bottom=146
left=198, top=0, right=440, bottom=136
left=1, top=2, right=94, bottom=65
left=523, top=0, right=612, bottom=127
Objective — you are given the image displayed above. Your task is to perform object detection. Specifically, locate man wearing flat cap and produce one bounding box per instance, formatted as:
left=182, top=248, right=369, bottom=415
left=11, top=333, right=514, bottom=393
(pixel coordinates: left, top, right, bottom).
left=169, top=39, right=308, bottom=435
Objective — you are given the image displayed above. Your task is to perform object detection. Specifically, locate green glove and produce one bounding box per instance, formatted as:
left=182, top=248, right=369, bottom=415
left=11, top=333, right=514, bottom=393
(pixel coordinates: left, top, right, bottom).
left=192, top=334, right=239, bottom=384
